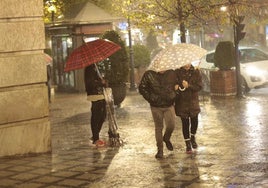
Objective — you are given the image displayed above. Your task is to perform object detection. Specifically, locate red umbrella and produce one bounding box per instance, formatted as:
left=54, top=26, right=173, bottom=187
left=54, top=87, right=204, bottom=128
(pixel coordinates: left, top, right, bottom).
left=64, top=39, right=121, bottom=72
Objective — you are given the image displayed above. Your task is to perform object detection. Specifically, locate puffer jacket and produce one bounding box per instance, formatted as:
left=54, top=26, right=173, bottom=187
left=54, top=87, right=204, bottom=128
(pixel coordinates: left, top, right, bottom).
left=84, top=65, right=105, bottom=96
left=139, top=70, right=177, bottom=108
left=174, top=65, right=202, bottom=118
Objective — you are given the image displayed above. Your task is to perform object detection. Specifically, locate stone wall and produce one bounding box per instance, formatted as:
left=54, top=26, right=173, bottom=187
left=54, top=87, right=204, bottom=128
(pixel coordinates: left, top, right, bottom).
left=0, top=0, right=51, bottom=156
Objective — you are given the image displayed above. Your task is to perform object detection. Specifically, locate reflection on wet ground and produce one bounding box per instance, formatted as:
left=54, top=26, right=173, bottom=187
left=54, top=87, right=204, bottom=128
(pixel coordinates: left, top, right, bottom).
left=0, top=89, right=267, bottom=187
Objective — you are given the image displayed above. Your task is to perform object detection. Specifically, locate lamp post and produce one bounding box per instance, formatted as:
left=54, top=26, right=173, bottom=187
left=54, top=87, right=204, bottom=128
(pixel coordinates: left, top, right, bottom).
left=234, top=15, right=246, bottom=98
left=48, top=4, right=56, bottom=23
left=229, top=2, right=246, bottom=97
left=128, top=17, right=136, bottom=91
left=221, top=5, right=246, bottom=98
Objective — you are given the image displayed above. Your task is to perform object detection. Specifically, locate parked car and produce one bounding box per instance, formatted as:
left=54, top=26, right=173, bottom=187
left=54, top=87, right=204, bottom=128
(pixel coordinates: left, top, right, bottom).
left=199, top=46, right=268, bottom=93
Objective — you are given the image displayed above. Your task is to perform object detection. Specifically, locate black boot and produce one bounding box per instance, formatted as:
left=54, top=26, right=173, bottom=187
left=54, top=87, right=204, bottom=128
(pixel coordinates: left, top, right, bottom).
left=185, top=140, right=192, bottom=154
left=155, top=150, right=163, bottom=159
left=190, top=134, right=198, bottom=149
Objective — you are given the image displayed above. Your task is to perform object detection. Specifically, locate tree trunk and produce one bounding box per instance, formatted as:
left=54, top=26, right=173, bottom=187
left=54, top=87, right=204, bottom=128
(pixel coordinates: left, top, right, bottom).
left=177, top=0, right=186, bottom=43
left=180, top=22, right=186, bottom=43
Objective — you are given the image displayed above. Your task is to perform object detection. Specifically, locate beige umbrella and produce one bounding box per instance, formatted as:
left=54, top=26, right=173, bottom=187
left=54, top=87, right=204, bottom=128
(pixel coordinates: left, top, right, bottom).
left=148, top=43, right=207, bottom=72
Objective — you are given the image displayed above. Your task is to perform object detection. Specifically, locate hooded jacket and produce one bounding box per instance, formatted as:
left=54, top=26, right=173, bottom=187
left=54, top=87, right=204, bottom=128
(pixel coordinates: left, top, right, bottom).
left=139, top=70, right=177, bottom=108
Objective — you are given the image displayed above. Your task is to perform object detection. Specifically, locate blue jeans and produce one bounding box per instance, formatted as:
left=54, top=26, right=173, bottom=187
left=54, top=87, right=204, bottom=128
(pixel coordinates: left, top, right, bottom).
left=151, top=106, right=175, bottom=151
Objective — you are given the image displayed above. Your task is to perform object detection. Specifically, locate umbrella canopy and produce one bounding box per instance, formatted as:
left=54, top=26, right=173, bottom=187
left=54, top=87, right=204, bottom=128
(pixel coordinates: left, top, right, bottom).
left=64, top=39, right=121, bottom=72
left=148, top=43, right=207, bottom=72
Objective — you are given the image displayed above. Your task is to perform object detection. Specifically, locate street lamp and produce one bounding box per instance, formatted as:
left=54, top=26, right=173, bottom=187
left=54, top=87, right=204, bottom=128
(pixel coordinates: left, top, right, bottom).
left=220, top=5, right=246, bottom=98
left=234, top=15, right=246, bottom=98
left=48, top=4, right=56, bottom=23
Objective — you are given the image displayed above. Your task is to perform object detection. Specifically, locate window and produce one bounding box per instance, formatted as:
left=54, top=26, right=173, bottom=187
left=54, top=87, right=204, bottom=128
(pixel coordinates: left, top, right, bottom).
left=240, top=49, right=268, bottom=63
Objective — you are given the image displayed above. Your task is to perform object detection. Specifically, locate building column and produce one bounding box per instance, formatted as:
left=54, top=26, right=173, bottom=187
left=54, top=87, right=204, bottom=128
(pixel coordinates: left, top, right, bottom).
left=0, top=0, right=51, bottom=156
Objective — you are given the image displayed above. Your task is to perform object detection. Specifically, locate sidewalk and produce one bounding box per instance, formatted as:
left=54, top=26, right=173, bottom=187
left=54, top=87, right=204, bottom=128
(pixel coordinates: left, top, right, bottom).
left=0, top=90, right=267, bottom=188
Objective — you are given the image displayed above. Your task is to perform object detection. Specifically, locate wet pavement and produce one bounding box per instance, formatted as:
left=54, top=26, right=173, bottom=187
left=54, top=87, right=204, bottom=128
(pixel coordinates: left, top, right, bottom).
left=0, top=88, right=268, bottom=188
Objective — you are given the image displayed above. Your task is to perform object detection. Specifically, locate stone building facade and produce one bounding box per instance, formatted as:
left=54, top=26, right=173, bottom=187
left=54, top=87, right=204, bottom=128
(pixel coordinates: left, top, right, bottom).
left=0, top=0, right=51, bottom=156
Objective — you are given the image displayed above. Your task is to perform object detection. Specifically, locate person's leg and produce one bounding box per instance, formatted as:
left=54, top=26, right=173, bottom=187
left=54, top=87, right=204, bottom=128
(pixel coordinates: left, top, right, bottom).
left=151, top=106, right=164, bottom=158
left=190, top=115, right=198, bottom=148
left=181, top=117, right=190, bottom=139
left=163, top=106, right=175, bottom=151
left=96, top=99, right=107, bottom=134
left=91, top=101, right=103, bottom=143
left=190, top=115, right=198, bottom=135
left=181, top=117, right=192, bottom=153
left=47, top=83, right=51, bottom=103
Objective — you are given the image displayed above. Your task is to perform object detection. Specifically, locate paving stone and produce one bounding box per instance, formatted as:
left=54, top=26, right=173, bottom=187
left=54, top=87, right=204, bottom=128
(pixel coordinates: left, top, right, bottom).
left=0, top=89, right=267, bottom=187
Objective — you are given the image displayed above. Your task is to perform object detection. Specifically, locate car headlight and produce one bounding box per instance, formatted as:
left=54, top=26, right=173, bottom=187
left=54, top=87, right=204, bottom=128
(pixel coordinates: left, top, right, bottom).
left=245, top=66, right=265, bottom=82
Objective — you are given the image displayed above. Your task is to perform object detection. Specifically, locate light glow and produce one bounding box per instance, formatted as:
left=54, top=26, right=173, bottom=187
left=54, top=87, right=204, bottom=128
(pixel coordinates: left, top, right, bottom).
left=245, top=66, right=265, bottom=77
left=220, top=6, right=227, bottom=12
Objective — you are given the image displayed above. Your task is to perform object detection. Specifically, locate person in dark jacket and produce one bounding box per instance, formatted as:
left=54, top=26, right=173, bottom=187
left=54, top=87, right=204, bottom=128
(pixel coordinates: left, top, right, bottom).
left=139, top=69, right=177, bottom=159
left=84, top=64, right=107, bottom=146
left=46, top=63, right=52, bottom=103
left=174, top=63, right=202, bottom=154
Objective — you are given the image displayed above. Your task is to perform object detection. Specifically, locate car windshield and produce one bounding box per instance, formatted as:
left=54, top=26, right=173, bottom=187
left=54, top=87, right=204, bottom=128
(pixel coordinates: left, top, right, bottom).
left=240, top=49, right=268, bottom=63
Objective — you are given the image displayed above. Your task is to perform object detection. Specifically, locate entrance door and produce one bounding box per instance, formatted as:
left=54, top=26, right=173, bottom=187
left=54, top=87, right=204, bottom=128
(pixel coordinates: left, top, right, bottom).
left=51, top=36, right=75, bottom=91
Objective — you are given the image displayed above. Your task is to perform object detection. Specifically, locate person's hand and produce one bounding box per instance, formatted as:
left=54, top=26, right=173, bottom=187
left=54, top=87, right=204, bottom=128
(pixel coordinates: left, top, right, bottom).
left=101, top=79, right=108, bottom=87
left=182, top=80, right=189, bottom=88
left=175, top=84, right=179, bottom=90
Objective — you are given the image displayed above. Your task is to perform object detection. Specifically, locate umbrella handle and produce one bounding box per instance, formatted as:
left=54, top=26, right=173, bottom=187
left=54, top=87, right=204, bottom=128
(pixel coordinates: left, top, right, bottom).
left=179, top=86, right=186, bottom=91
left=94, top=64, right=103, bottom=80
left=94, top=63, right=108, bottom=87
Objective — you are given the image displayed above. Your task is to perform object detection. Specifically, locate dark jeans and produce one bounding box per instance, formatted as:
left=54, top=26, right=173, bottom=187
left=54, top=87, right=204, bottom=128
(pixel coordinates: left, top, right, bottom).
left=180, top=115, right=198, bottom=140
left=91, top=99, right=106, bottom=143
